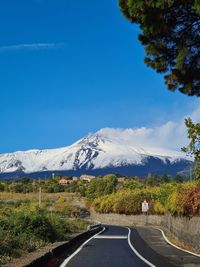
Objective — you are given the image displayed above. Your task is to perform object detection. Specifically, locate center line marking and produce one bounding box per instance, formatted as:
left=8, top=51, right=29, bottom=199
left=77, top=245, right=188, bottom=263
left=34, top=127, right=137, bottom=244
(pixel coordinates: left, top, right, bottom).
left=94, top=235, right=127, bottom=239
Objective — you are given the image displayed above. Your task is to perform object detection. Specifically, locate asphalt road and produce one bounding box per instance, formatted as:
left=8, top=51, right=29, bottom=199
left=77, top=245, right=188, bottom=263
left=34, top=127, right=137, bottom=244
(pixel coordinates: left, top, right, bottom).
left=60, top=225, right=200, bottom=267
left=60, top=225, right=148, bottom=267
left=130, top=227, right=200, bottom=267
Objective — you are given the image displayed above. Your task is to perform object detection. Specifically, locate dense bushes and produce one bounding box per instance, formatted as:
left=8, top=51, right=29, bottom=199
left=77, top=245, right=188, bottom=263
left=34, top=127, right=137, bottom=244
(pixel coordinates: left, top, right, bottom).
left=84, top=174, right=117, bottom=200
left=0, top=174, right=118, bottom=198
left=0, top=208, right=56, bottom=257
left=0, top=206, right=86, bottom=258
left=93, top=181, right=200, bottom=217
left=0, top=194, right=88, bottom=266
left=183, top=183, right=200, bottom=216
left=2, top=178, right=65, bottom=194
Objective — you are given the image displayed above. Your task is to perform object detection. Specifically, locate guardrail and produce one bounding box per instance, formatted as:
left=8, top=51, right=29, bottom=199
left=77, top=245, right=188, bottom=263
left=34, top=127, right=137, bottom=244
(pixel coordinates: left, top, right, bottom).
left=87, top=221, right=102, bottom=231
left=24, top=223, right=103, bottom=267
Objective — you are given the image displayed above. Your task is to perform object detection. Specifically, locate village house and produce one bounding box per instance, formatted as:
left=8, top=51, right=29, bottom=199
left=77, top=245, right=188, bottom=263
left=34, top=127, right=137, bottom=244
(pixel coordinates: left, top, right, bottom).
left=117, top=177, right=127, bottom=183
left=80, top=174, right=96, bottom=182
left=58, top=178, right=74, bottom=186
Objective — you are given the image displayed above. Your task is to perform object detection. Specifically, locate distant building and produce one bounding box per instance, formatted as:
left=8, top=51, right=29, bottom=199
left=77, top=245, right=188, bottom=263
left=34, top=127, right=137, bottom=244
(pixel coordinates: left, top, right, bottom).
left=147, top=173, right=152, bottom=178
left=117, top=177, right=127, bottom=183
left=58, top=178, right=74, bottom=186
left=80, top=175, right=96, bottom=182
left=72, top=176, right=78, bottom=181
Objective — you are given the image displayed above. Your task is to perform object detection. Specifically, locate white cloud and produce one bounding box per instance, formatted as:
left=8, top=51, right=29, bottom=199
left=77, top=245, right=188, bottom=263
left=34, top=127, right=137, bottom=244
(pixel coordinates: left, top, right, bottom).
left=98, top=101, right=200, bottom=152
left=0, top=43, right=64, bottom=52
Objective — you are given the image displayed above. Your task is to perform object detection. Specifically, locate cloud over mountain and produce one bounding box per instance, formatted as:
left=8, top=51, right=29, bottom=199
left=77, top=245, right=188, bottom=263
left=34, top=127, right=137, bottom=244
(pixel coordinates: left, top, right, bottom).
left=97, top=102, right=200, bottom=152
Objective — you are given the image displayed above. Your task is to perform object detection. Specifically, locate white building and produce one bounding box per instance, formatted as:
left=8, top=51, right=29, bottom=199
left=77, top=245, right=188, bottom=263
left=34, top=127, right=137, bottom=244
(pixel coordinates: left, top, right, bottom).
left=80, top=174, right=96, bottom=182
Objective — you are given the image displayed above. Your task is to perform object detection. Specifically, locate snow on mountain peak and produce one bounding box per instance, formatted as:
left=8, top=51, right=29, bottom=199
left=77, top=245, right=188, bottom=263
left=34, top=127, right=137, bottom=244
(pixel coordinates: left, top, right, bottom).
left=0, top=128, right=190, bottom=175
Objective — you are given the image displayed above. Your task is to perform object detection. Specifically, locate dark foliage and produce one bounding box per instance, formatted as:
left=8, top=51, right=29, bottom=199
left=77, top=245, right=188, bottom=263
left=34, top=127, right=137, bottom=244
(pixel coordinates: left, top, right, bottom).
left=119, top=0, right=200, bottom=96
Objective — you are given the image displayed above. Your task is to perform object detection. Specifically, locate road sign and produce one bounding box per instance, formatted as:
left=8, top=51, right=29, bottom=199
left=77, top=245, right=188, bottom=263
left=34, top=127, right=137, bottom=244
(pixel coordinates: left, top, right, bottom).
left=142, top=200, right=149, bottom=213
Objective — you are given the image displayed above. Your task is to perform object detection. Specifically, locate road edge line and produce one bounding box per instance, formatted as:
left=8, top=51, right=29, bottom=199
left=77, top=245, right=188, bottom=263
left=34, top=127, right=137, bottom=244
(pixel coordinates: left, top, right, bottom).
left=59, top=227, right=106, bottom=267
left=126, top=227, right=156, bottom=267
left=155, top=227, right=200, bottom=258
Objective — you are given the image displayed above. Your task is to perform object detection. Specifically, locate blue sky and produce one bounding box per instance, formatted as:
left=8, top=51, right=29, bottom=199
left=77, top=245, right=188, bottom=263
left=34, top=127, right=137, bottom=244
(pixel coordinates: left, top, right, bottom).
left=0, top=0, right=198, bottom=153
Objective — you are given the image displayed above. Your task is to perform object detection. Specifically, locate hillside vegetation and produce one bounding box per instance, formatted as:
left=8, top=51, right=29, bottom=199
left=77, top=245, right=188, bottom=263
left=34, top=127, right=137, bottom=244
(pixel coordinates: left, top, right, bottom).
left=92, top=177, right=200, bottom=216
left=0, top=189, right=88, bottom=266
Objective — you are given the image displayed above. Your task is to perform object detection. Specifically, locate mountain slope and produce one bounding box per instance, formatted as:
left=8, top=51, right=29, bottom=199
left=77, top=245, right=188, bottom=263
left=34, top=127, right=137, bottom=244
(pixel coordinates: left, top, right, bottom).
left=0, top=128, right=192, bottom=178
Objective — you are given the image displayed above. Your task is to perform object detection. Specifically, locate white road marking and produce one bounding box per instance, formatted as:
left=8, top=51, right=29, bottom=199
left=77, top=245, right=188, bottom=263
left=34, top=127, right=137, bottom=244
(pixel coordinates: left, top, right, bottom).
left=59, top=227, right=106, bottom=267
left=127, top=227, right=156, bottom=267
left=94, top=235, right=127, bottom=239
left=60, top=226, right=157, bottom=267
left=155, top=227, right=200, bottom=258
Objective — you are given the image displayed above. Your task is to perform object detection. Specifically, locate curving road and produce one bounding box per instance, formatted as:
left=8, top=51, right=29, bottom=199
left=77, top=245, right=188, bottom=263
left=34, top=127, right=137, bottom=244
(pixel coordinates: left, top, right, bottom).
left=60, top=225, right=200, bottom=267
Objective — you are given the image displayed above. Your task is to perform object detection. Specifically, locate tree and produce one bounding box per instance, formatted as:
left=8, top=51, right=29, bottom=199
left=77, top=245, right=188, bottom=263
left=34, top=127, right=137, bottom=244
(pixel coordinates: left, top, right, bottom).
left=173, top=174, right=183, bottom=183
left=146, top=175, right=160, bottom=186
left=20, top=177, right=31, bottom=184
left=8, top=182, right=24, bottom=193
left=85, top=175, right=117, bottom=200
left=123, top=176, right=143, bottom=189
left=160, top=173, right=170, bottom=183
left=182, top=118, right=200, bottom=180
left=0, top=182, right=5, bottom=192
left=119, top=0, right=200, bottom=96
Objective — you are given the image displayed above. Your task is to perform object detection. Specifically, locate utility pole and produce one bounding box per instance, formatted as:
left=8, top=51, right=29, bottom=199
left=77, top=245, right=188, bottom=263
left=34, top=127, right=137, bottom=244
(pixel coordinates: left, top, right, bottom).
left=190, top=166, right=192, bottom=182
left=39, top=187, right=42, bottom=207
left=38, top=178, right=42, bottom=208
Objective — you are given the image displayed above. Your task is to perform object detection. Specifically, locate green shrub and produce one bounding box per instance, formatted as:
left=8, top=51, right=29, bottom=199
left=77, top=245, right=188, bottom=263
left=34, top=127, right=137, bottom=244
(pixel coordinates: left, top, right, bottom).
left=0, top=202, right=88, bottom=264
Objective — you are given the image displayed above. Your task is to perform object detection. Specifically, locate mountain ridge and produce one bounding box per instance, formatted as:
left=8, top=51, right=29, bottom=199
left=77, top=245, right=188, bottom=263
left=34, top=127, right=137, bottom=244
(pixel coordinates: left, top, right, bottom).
left=0, top=128, right=192, bottom=178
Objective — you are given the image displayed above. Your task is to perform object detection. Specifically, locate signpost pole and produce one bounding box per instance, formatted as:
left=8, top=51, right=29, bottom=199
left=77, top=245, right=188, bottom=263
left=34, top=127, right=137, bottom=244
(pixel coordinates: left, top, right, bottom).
left=142, top=200, right=149, bottom=226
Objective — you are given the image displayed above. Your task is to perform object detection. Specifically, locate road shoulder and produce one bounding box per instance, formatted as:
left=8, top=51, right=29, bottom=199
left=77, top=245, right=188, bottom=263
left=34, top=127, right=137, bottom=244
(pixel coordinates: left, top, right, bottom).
left=130, top=227, right=200, bottom=267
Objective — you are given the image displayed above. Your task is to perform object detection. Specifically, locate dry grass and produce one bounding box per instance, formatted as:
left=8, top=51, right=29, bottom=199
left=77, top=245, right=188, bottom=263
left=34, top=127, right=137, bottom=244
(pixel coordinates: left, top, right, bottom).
left=0, top=192, right=77, bottom=203
left=159, top=226, right=200, bottom=255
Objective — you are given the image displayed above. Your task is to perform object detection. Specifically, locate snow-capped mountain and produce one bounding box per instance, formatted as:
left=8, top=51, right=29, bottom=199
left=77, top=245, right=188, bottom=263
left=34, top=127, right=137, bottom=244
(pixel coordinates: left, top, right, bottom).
left=0, top=128, right=192, bottom=178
